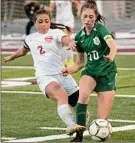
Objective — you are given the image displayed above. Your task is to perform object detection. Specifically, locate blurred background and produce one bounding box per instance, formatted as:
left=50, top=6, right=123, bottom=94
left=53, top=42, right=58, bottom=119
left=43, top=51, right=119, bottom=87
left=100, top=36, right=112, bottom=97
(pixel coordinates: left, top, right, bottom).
left=1, top=0, right=135, bottom=53
left=1, top=1, right=135, bottom=142
left=1, top=0, right=135, bottom=34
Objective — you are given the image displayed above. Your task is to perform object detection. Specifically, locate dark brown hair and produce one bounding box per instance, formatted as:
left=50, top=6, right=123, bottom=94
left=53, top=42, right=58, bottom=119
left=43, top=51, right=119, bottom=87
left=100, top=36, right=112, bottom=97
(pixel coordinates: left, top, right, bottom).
left=33, top=9, right=51, bottom=22
left=33, top=9, right=71, bottom=32
left=50, top=23, right=71, bottom=33
left=80, top=0, right=105, bottom=23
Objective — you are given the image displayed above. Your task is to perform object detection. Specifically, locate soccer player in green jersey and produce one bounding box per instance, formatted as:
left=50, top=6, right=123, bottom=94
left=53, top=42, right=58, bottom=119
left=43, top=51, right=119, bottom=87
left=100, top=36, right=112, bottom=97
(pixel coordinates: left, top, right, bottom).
left=62, top=0, right=117, bottom=142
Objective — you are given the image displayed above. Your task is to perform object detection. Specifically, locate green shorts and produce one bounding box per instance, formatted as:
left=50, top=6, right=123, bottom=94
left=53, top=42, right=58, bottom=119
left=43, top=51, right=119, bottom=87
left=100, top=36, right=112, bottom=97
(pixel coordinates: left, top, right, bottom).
left=81, top=71, right=117, bottom=92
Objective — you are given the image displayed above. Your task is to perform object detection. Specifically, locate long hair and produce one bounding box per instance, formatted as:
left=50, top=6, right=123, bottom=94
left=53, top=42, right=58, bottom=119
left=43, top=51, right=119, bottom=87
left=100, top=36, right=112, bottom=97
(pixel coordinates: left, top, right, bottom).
left=80, top=0, right=105, bottom=23
left=50, top=23, right=71, bottom=33
left=33, top=9, right=71, bottom=32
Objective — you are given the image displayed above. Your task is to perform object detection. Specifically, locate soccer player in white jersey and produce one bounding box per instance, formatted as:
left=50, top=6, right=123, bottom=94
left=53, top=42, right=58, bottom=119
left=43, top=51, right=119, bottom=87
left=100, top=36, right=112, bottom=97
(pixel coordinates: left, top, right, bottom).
left=3, top=9, right=85, bottom=136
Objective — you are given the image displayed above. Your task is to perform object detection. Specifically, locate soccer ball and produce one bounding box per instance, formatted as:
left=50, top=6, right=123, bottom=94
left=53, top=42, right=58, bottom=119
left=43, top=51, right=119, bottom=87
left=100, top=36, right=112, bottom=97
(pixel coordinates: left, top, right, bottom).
left=88, top=119, right=112, bottom=142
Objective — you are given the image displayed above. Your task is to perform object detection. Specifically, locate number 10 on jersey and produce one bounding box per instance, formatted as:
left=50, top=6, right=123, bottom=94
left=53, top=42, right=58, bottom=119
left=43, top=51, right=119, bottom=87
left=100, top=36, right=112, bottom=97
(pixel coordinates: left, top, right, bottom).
left=88, top=50, right=99, bottom=61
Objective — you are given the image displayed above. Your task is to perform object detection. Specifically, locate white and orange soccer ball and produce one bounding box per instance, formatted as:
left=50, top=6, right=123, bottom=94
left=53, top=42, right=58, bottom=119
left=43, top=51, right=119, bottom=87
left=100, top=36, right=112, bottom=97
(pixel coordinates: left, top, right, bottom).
left=88, top=119, right=112, bottom=142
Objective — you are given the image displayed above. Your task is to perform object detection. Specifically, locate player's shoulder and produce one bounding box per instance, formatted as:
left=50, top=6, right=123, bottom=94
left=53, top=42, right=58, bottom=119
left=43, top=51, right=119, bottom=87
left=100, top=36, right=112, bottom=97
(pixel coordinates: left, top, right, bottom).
left=95, top=22, right=107, bottom=31
left=25, top=32, right=39, bottom=41
left=75, top=28, right=85, bottom=39
left=27, top=32, right=39, bottom=38
left=49, top=29, right=65, bottom=37
left=50, top=28, right=64, bottom=33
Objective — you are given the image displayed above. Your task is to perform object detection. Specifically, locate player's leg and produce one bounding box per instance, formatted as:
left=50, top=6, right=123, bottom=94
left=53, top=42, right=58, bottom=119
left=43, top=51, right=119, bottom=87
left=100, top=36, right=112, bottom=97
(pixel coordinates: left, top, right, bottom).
left=37, top=75, right=85, bottom=135
left=68, top=89, right=90, bottom=126
left=71, top=75, right=96, bottom=142
left=46, top=81, right=85, bottom=135
left=97, top=91, right=115, bottom=119
left=96, top=72, right=116, bottom=119
left=76, top=75, right=96, bottom=126
left=61, top=75, right=86, bottom=142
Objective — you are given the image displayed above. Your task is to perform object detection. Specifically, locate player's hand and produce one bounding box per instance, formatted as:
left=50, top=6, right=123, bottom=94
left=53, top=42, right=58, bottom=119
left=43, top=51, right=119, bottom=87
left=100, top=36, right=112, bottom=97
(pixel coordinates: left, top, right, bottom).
left=67, top=40, right=76, bottom=51
left=3, top=56, right=13, bottom=63
left=103, top=54, right=114, bottom=62
left=61, top=68, right=69, bottom=76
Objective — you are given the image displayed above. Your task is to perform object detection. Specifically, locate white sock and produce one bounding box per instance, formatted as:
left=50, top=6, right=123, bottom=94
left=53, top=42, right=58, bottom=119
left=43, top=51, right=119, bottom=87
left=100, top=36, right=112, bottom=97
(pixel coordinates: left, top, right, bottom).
left=57, top=104, right=76, bottom=127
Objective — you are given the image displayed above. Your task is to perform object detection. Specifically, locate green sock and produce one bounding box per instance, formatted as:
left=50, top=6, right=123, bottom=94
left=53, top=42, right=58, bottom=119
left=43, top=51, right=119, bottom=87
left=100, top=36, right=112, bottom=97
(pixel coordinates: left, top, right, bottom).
left=76, top=103, right=87, bottom=127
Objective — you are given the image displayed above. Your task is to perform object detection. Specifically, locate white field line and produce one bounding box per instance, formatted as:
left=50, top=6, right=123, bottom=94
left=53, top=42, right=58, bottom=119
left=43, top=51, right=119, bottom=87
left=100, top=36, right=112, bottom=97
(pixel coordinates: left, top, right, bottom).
left=118, top=68, right=135, bottom=71
left=40, top=119, right=135, bottom=131
left=40, top=119, right=135, bottom=130
left=112, top=125, right=135, bottom=132
left=1, top=81, right=32, bottom=87
left=5, top=125, right=135, bottom=142
left=1, top=91, right=42, bottom=95
left=1, top=137, right=16, bottom=140
left=117, top=53, right=135, bottom=55
left=4, top=77, right=36, bottom=81
left=108, top=119, right=135, bottom=123
left=2, top=66, right=135, bottom=71
left=118, top=75, right=135, bottom=78
left=2, top=66, right=34, bottom=69
left=1, top=91, right=135, bottom=98
left=40, top=127, right=66, bottom=130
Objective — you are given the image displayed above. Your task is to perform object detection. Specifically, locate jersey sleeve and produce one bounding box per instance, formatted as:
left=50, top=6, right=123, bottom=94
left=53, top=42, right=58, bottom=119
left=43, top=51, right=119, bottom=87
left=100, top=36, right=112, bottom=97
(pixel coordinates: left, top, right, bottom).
left=55, top=29, right=66, bottom=43
left=23, top=36, right=30, bottom=50
left=75, top=33, right=84, bottom=53
left=99, top=24, right=113, bottom=42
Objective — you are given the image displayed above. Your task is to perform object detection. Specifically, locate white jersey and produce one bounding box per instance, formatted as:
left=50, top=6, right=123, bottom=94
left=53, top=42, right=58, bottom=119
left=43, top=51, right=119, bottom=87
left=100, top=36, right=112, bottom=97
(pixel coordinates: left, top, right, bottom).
left=51, top=0, right=74, bottom=28
left=24, top=29, right=66, bottom=77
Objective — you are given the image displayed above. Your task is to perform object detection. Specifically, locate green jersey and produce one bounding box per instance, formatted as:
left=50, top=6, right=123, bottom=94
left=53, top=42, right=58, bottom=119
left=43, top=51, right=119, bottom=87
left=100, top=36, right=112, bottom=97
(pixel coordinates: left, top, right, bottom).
left=75, top=22, right=117, bottom=76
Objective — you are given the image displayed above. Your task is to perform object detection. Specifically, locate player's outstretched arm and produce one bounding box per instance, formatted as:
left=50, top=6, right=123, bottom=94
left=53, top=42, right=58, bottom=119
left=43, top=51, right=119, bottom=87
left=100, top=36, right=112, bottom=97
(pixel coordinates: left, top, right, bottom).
left=62, top=53, right=85, bottom=75
left=3, top=47, right=29, bottom=63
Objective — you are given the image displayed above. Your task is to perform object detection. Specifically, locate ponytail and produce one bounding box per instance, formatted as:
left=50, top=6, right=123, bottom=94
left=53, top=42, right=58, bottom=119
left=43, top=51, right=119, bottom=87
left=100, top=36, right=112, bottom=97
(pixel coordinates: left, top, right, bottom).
left=50, top=23, right=71, bottom=33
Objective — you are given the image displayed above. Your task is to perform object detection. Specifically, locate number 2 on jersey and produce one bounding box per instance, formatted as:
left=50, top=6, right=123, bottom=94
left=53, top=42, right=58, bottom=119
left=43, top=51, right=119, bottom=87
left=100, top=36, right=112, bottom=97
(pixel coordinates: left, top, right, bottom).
left=37, top=46, right=45, bottom=55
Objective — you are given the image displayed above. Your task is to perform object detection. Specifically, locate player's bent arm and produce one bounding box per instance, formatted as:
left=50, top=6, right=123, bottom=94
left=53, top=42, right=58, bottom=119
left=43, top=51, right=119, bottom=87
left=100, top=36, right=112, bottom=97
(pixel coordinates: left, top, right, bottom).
left=61, top=36, right=76, bottom=50
left=104, top=36, right=117, bottom=61
left=3, top=47, right=29, bottom=63
left=67, top=53, right=85, bottom=74
left=61, top=35, right=71, bottom=45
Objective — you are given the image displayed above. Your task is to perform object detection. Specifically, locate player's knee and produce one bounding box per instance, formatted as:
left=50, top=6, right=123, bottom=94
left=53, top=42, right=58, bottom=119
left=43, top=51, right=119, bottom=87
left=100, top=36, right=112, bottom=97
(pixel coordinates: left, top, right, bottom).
left=45, top=82, right=66, bottom=100
left=79, top=91, right=89, bottom=103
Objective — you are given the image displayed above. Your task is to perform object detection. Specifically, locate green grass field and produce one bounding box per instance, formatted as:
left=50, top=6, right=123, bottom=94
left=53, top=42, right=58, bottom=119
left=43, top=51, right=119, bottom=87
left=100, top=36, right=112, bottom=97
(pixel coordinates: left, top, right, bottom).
left=1, top=54, right=135, bottom=142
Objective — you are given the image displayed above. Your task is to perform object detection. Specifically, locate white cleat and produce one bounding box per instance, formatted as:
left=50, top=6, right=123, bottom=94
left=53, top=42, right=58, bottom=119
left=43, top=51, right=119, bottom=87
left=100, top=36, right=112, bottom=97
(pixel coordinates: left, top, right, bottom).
left=66, top=124, right=86, bottom=135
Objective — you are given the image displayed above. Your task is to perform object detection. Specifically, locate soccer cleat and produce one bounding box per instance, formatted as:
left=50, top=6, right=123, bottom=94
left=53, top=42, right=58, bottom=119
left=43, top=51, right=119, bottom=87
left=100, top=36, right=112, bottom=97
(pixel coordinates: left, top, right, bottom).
left=66, top=124, right=86, bottom=136
left=70, top=131, right=83, bottom=142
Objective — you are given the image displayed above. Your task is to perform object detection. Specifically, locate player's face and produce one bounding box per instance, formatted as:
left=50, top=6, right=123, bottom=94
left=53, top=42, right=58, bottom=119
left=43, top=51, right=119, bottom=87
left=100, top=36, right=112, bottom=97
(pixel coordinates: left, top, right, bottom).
left=81, top=8, right=97, bottom=29
left=35, top=14, right=51, bottom=33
